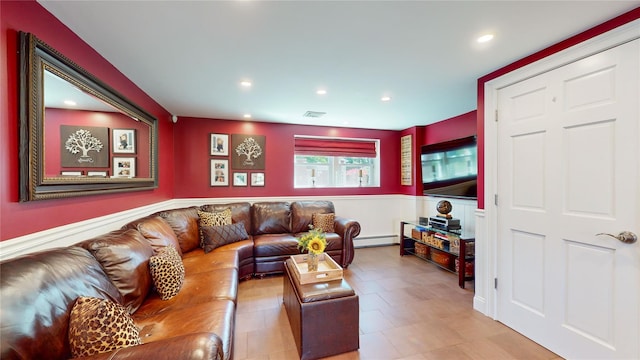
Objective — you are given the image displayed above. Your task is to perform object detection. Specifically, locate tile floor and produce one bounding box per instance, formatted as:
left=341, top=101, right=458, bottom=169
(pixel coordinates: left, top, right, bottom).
left=233, top=245, right=561, bottom=360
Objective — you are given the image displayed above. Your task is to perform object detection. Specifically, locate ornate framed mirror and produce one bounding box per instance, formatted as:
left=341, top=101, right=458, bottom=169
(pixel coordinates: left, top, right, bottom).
left=18, top=32, right=158, bottom=201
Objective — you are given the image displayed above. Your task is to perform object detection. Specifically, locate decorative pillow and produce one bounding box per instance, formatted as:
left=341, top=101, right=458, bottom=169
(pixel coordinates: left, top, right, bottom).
left=149, top=246, right=185, bottom=300
left=313, top=213, right=335, bottom=233
left=201, top=222, right=249, bottom=253
left=198, top=209, right=232, bottom=246
left=68, top=296, right=141, bottom=358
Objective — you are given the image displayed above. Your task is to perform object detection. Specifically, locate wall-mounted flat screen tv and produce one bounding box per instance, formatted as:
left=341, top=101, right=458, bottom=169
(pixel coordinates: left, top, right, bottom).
left=421, top=136, right=477, bottom=200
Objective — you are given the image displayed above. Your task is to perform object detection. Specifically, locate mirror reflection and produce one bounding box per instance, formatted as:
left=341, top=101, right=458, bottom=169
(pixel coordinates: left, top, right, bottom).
left=19, top=32, right=158, bottom=201
left=43, top=70, right=151, bottom=179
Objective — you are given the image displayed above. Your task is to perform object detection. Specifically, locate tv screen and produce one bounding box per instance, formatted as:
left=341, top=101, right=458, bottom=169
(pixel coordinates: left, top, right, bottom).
left=421, top=136, right=477, bottom=199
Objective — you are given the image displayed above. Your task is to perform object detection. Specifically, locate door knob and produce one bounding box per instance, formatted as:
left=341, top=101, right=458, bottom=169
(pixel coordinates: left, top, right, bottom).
left=596, top=231, right=638, bottom=244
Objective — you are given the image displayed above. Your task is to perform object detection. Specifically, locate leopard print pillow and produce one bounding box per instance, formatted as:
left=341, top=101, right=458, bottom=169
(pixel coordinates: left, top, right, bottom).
left=68, top=296, right=141, bottom=357
left=312, top=213, right=335, bottom=233
left=198, top=209, right=232, bottom=246
left=149, top=245, right=185, bottom=300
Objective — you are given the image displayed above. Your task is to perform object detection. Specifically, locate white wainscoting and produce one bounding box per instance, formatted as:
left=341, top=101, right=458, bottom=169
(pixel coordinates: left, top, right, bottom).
left=0, top=200, right=176, bottom=261
left=0, top=195, right=425, bottom=261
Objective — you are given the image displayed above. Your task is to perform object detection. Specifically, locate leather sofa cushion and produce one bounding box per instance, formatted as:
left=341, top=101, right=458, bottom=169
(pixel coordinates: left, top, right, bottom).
left=291, top=201, right=335, bottom=234
left=0, top=247, right=122, bottom=360
left=123, top=215, right=183, bottom=257
left=79, top=229, right=154, bottom=313
left=157, top=207, right=200, bottom=253
left=135, top=300, right=235, bottom=360
left=253, top=233, right=299, bottom=257
left=134, top=268, right=238, bottom=318
left=251, top=202, right=291, bottom=235
left=200, top=202, right=252, bottom=235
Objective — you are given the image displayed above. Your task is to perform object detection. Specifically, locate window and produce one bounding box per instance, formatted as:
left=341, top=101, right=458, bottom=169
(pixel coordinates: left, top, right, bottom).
left=294, top=136, right=380, bottom=188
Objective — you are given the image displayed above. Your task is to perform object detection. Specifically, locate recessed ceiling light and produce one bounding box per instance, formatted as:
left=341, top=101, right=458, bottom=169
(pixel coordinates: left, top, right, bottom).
left=477, top=34, right=494, bottom=43
left=240, top=80, right=252, bottom=87
left=64, top=100, right=77, bottom=106
left=316, top=89, right=327, bottom=95
left=381, top=96, right=392, bottom=102
left=243, top=114, right=252, bottom=119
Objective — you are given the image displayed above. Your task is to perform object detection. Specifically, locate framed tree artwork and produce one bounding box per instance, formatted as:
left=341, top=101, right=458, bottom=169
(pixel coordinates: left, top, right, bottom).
left=231, top=134, right=265, bottom=170
left=60, top=125, right=109, bottom=167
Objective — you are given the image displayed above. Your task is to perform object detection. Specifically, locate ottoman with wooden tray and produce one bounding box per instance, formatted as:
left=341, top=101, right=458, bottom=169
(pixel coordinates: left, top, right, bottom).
left=283, top=254, right=359, bottom=360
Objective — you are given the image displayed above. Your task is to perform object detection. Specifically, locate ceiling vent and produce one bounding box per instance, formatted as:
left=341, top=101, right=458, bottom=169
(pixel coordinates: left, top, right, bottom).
left=303, top=111, right=326, bottom=118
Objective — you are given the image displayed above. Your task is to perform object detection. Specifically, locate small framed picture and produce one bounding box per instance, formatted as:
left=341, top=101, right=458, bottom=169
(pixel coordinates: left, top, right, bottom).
left=87, top=171, right=108, bottom=177
left=61, top=171, right=82, bottom=176
left=251, top=172, right=265, bottom=187
left=211, top=159, right=229, bottom=186
left=210, top=133, right=229, bottom=156
left=113, top=129, right=136, bottom=153
left=113, top=157, right=135, bottom=177
left=233, top=172, right=248, bottom=186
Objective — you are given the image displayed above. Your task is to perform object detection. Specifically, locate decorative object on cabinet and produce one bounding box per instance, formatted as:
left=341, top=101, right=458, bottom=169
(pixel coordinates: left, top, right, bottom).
left=113, top=129, right=136, bottom=154
left=210, top=133, right=229, bottom=156
left=400, top=220, right=475, bottom=289
left=210, top=159, right=229, bottom=186
left=232, top=134, right=265, bottom=169
left=18, top=32, right=158, bottom=201
left=436, top=200, right=453, bottom=218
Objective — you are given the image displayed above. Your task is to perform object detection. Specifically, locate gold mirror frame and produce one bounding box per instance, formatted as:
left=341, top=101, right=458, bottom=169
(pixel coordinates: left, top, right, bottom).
left=19, top=32, right=158, bottom=201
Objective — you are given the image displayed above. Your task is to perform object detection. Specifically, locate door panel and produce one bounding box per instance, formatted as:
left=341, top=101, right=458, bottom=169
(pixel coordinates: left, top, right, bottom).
left=497, top=40, right=639, bottom=359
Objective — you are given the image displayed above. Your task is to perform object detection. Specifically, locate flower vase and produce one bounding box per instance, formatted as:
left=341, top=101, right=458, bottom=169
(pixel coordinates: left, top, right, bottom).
left=307, top=252, right=319, bottom=272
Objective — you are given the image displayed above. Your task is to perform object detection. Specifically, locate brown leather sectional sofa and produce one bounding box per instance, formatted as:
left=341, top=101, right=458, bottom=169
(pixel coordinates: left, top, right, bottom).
left=0, top=200, right=360, bottom=360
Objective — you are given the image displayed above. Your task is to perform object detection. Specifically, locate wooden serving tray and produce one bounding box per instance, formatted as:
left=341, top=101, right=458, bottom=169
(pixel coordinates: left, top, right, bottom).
left=289, top=253, right=343, bottom=284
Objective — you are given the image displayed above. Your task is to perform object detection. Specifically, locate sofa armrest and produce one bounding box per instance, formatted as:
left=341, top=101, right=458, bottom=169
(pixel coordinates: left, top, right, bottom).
left=76, top=332, right=223, bottom=360
left=333, top=216, right=361, bottom=268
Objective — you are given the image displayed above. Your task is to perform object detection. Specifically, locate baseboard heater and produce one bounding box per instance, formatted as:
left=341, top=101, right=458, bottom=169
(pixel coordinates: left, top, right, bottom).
left=353, top=235, right=398, bottom=248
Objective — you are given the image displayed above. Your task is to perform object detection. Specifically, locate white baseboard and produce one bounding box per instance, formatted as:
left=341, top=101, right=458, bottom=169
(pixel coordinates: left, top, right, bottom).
left=353, top=235, right=398, bottom=248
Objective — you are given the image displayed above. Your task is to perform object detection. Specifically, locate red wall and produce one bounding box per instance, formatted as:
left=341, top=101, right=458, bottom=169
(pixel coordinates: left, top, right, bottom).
left=173, top=118, right=403, bottom=198
left=1, top=0, right=174, bottom=240
left=476, top=7, right=640, bottom=209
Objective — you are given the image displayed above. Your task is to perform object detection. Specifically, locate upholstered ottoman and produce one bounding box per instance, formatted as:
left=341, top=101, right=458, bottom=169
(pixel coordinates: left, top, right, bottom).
left=283, top=258, right=359, bottom=360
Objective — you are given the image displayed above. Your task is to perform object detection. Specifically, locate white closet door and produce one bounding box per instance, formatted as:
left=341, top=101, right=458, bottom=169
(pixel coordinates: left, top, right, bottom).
left=496, top=39, right=639, bottom=359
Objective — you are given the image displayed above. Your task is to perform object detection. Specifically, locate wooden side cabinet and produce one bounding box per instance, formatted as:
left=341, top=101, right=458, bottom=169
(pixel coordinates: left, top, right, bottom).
left=400, top=220, right=475, bottom=289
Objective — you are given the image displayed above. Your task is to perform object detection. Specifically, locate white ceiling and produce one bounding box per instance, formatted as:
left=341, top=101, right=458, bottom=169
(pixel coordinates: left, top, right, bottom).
left=38, top=1, right=638, bottom=130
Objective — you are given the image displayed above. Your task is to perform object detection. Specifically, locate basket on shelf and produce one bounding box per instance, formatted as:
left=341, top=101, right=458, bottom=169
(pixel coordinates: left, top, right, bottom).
left=455, top=258, right=474, bottom=277
left=414, top=242, right=429, bottom=257
left=430, top=249, right=450, bottom=268
left=450, top=238, right=475, bottom=256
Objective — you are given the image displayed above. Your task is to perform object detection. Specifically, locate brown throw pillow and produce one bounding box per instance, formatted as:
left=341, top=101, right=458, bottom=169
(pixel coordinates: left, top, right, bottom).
left=313, top=213, right=335, bottom=233
left=68, top=296, right=141, bottom=358
left=149, top=246, right=185, bottom=300
left=198, top=209, right=232, bottom=246
left=201, top=222, right=249, bottom=253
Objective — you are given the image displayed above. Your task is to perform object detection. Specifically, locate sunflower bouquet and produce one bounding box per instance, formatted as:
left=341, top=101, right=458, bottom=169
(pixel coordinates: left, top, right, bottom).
left=297, top=226, right=327, bottom=255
